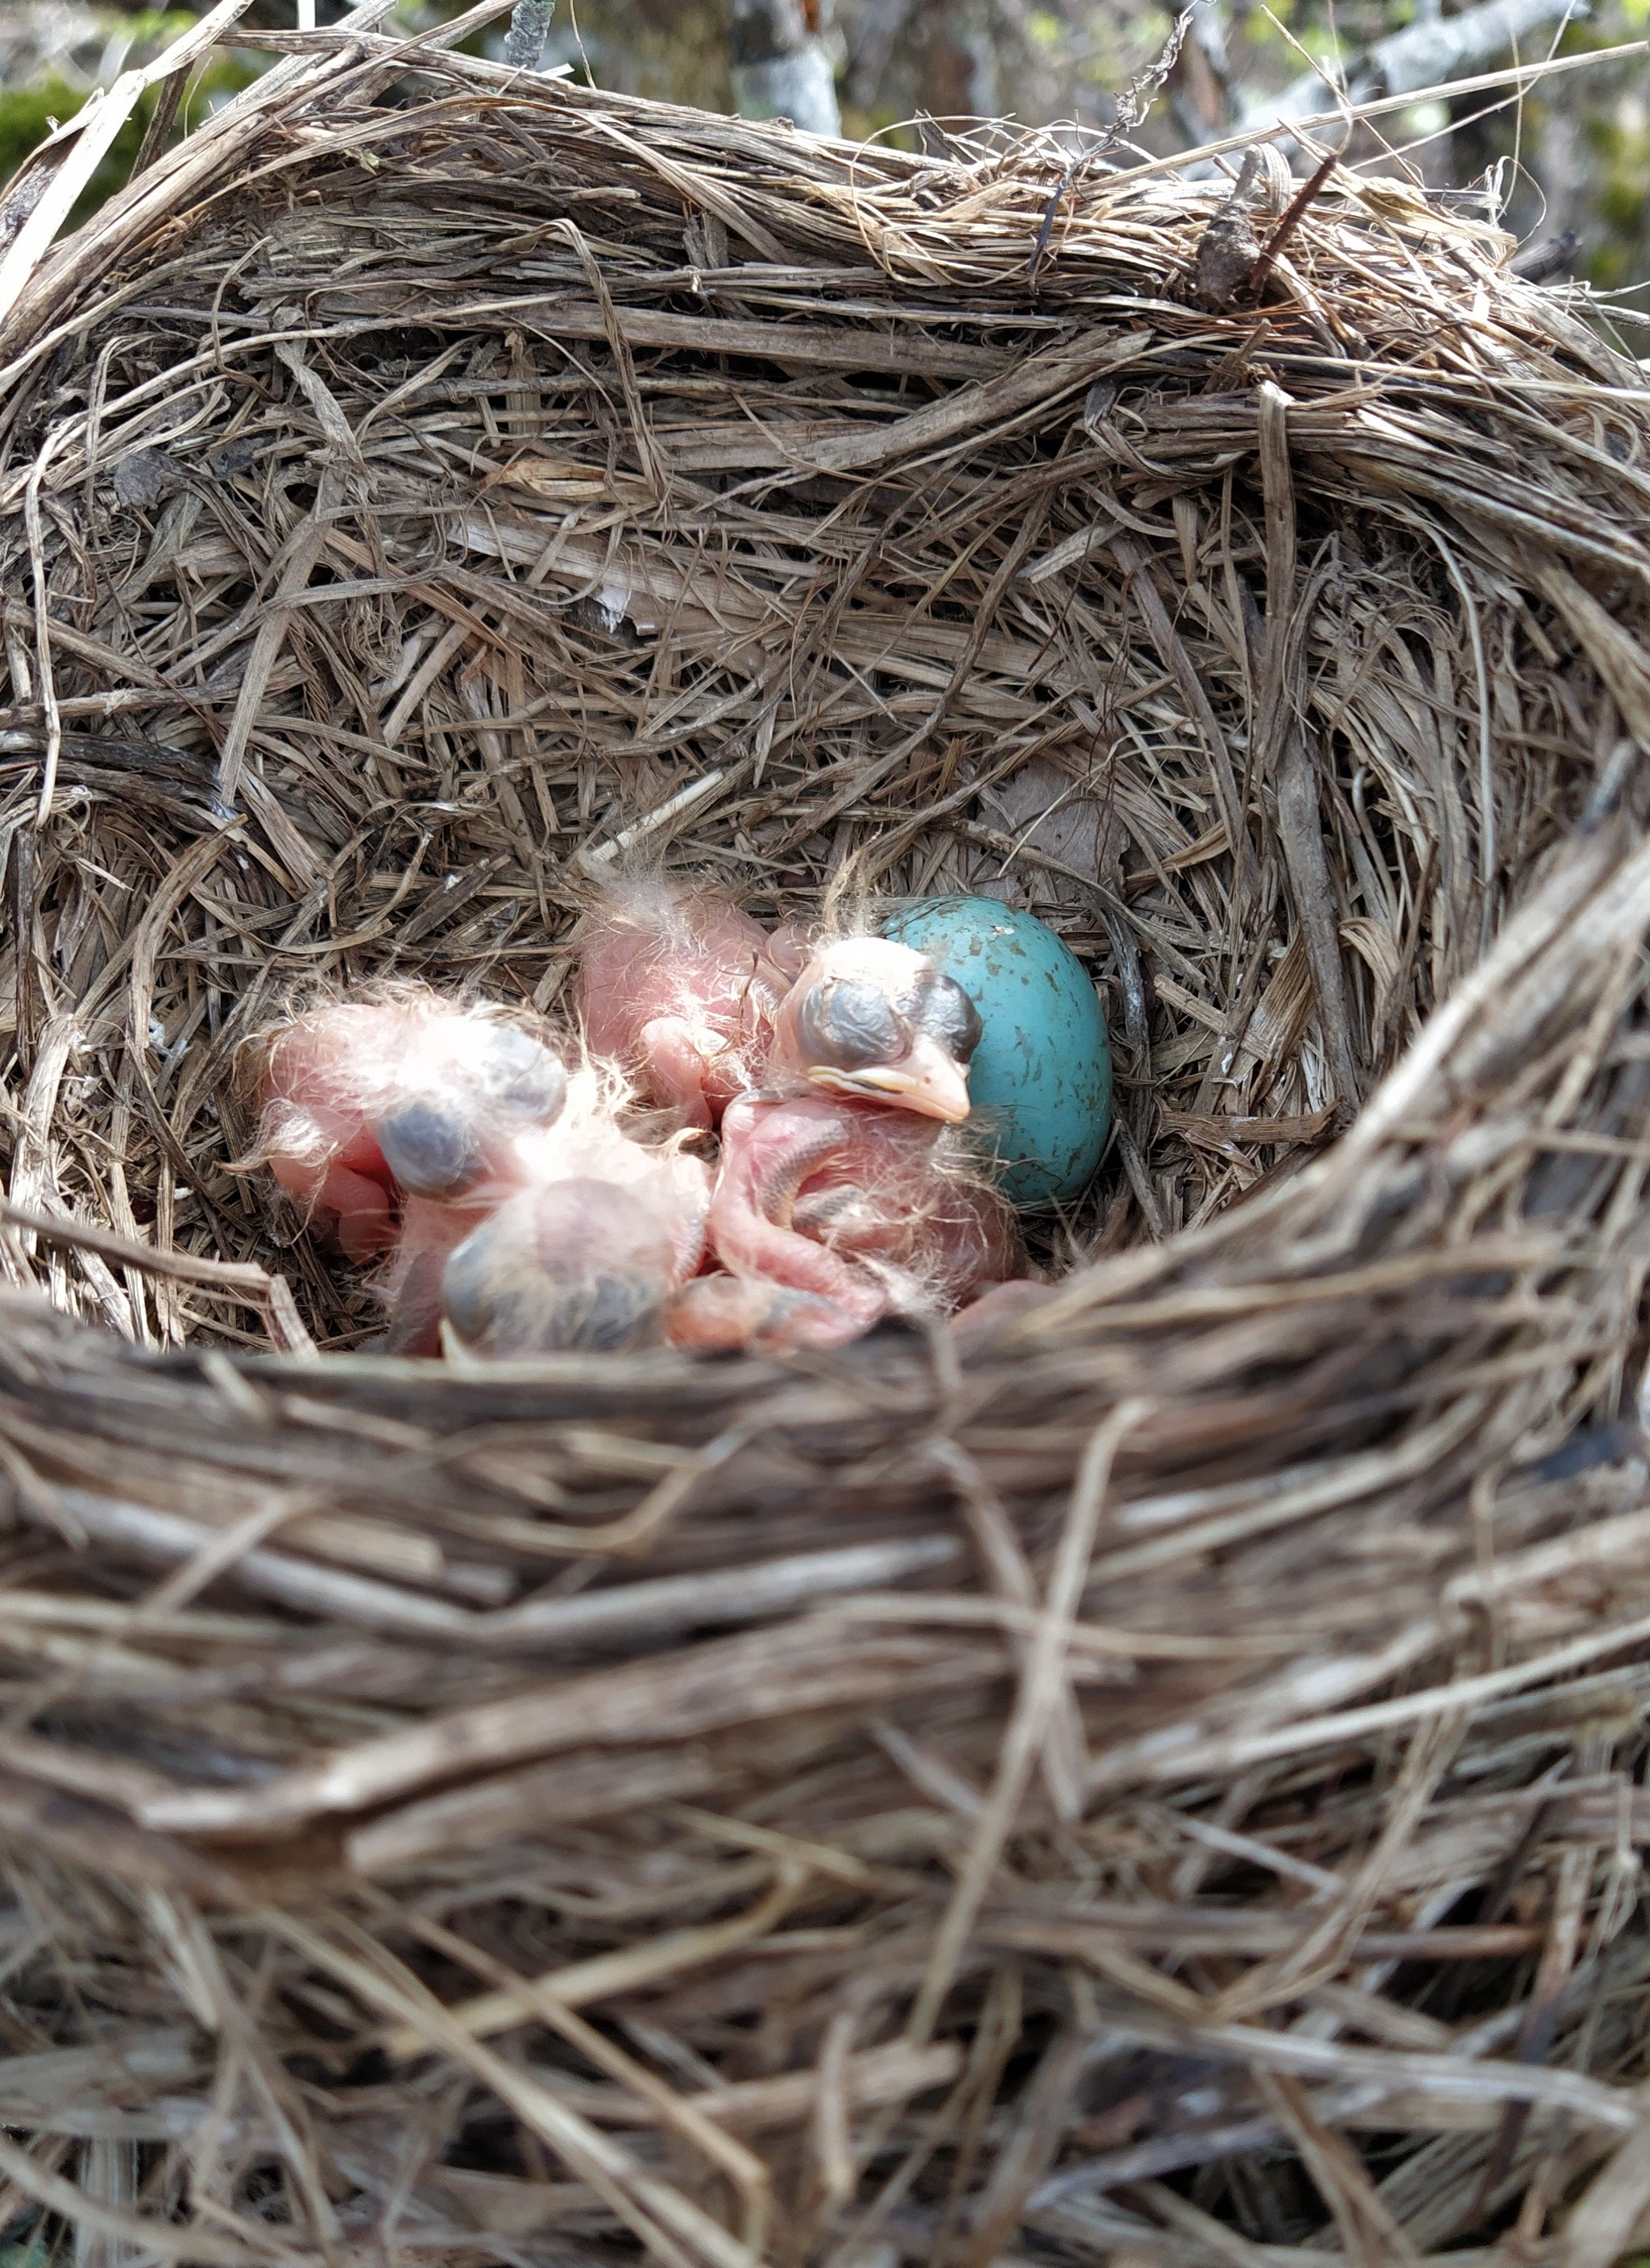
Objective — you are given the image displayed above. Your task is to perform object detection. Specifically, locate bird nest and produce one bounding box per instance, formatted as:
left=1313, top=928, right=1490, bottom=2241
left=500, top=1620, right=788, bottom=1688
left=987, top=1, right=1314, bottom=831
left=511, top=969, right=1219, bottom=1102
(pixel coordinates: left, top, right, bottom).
left=3, top=25, right=1650, bottom=2267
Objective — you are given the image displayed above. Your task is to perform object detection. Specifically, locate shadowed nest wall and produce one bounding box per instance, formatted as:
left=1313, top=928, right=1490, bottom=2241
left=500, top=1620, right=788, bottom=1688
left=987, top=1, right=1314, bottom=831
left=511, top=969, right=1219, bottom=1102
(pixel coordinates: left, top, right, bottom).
left=2, top=31, right=1650, bottom=2268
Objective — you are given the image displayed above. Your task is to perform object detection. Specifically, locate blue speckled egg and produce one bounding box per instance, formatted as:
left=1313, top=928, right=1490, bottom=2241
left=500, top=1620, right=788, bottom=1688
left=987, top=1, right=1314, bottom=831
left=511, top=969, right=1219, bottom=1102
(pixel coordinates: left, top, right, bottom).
left=882, top=896, right=1112, bottom=1209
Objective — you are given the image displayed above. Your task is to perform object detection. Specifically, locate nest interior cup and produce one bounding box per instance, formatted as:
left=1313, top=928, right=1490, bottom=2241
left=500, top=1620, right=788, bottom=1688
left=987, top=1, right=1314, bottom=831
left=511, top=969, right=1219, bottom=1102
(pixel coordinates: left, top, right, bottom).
left=3, top=38, right=1650, bottom=2268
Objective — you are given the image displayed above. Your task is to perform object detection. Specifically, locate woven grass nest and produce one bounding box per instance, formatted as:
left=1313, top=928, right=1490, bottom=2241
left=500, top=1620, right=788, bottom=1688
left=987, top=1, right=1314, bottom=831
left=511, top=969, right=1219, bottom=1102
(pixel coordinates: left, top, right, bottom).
left=7, top=22, right=1650, bottom=2266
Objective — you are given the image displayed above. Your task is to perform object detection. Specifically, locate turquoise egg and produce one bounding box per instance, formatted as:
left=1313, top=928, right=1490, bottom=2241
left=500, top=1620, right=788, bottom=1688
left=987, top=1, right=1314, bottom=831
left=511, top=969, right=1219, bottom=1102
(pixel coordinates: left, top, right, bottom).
left=882, top=896, right=1112, bottom=1209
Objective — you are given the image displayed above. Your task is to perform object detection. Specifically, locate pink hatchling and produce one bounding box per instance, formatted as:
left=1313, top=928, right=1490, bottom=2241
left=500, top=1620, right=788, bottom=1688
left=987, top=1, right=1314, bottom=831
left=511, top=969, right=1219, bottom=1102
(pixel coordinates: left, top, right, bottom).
left=251, top=991, right=568, bottom=1350
left=766, top=935, right=984, bottom=1124
left=437, top=1065, right=711, bottom=1358
left=574, top=880, right=794, bottom=1129
left=670, top=1090, right=1024, bottom=1353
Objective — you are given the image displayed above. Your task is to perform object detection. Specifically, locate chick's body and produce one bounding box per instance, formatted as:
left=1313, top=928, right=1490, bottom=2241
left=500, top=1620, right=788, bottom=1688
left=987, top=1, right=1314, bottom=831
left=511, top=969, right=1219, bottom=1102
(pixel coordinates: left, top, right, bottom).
left=673, top=1093, right=1024, bottom=1352
left=252, top=993, right=569, bottom=1349
left=439, top=1068, right=711, bottom=1359
left=575, top=882, right=791, bottom=1128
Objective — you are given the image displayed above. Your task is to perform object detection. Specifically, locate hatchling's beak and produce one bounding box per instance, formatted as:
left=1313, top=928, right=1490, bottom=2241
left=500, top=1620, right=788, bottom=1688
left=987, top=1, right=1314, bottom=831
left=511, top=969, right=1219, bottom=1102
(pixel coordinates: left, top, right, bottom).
left=808, top=1033, right=972, bottom=1122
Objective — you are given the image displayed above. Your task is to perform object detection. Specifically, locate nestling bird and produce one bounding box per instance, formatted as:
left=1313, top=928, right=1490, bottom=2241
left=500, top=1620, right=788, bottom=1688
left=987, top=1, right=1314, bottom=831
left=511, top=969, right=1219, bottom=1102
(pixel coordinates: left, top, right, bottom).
left=249, top=990, right=569, bottom=1347
left=252, top=906, right=1009, bottom=1362
left=253, top=992, right=567, bottom=1232
left=438, top=1065, right=711, bottom=1358
left=574, top=878, right=794, bottom=1129
left=670, top=1091, right=1024, bottom=1352
left=766, top=936, right=984, bottom=1123
left=574, top=880, right=981, bottom=1130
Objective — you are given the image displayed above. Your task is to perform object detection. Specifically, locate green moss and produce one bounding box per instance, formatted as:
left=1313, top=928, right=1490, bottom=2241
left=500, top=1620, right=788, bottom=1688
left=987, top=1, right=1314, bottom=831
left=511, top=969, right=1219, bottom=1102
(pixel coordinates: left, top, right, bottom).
left=1244, top=0, right=1296, bottom=47
left=0, top=2222, right=56, bottom=2268
left=1581, top=103, right=1650, bottom=287
left=0, top=81, right=80, bottom=194
left=0, top=46, right=263, bottom=229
